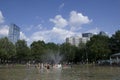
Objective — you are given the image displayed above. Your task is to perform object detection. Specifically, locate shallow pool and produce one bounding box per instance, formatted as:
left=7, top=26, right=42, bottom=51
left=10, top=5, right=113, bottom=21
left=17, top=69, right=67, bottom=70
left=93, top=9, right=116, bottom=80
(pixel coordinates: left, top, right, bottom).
left=0, top=64, right=120, bottom=80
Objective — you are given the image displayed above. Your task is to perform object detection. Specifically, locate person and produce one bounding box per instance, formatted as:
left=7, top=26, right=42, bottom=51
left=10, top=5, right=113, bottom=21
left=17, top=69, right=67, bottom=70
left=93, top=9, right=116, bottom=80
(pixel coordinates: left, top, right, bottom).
left=26, top=62, right=31, bottom=68
left=53, top=64, right=58, bottom=69
left=47, top=64, right=50, bottom=69
left=69, top=62, right=72, bottom=68
left=44, top=63, right=50, bottom=72
left=39, top=63, right=44, bottom=73
left=57, top=63, right=62, bottom=69
left=40, top=63, right=44, bottom=69
left=35, top=63, right=41, bottom=73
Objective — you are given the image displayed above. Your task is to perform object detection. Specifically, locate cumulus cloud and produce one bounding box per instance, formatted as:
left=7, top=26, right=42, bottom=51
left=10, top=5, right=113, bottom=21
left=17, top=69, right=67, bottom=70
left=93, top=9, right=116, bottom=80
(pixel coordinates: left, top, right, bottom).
left=50, top=11, right=91, bottom=31
left=50, top=15, right=68, bottom=28
left=0, top=25, right=9, bottom=37
left=0, top=11, right=8, bottom=37
left=28, top=10, right=91, bottom=44
left=52, top=27, right=75, bottom=41
left=30, top=30, right=49, bottom=42
left=69, top=11, right=92, bottom=31
left=29, top=26, right=82, bottom=44
left=0, top=10, right=92, bottom=44
left=0, top=11, right=4, bottom=23
left=29, top=27, right=77, bottom=44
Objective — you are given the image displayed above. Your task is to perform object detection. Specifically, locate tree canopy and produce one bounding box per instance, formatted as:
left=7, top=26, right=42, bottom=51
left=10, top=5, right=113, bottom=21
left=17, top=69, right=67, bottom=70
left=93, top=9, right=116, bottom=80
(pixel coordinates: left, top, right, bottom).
left=0, top=30, right=120, bottom=64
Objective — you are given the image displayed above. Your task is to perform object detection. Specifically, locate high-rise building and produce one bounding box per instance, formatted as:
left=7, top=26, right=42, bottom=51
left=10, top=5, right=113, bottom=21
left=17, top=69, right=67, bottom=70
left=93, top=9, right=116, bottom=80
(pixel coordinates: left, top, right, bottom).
left=66, top=36, right=81, bottom=47
left=8, top=24, right=20, bottom=44
left=66, top=33, right=93, bottom=47
left=82, top=33, right=93, bottom=43
left=82, top=33, right=93, bottom=38
left=99, top=31, right=107, bottom=36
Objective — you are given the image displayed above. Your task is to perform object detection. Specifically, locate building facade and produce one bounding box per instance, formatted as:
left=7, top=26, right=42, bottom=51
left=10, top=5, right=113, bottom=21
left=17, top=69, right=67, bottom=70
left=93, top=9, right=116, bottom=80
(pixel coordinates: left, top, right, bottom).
left=66, top=36, right=80, bottom=47
left=99, top=31, right=107, bottom=36
left=82, top=33, right=93, bottom=38
left=66, top=33, right=93, bottom=47
left=8, top=24, right=20, bottom=44
left=66, top=36, right=88, bottom=47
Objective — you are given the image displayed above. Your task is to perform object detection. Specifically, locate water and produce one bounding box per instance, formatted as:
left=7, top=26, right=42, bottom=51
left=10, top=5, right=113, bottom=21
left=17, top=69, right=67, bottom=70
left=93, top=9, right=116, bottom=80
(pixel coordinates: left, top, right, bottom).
left=0, top=64, right=120, bottom=80
left=41, top=52, right=63, bottom=64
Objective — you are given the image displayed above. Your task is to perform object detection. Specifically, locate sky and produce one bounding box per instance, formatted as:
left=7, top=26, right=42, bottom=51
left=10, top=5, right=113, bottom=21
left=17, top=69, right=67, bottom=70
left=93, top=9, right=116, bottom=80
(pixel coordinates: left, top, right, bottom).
left=0, top=0, right=120, bottom=45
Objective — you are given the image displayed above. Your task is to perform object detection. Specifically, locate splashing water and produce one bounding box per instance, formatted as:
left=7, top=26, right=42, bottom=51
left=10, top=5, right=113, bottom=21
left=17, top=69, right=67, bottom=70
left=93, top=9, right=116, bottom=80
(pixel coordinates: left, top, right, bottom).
left=49, top=52, right=62, bottom=64
left=41, top=51, right=63, bottom=64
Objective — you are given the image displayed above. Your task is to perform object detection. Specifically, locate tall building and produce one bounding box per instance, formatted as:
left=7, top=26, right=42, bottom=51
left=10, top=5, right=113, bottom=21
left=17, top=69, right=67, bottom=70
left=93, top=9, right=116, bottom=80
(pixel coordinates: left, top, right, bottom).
left=66, top=36, right=81, bottom=47
left=82, top=33, right=93, bottom=43
left=99, top=31, right=107, bottom=36
left=66, top=33, right=93, bottom=47
left=82, top=33, right=93, bottom=38
left=8, top=24, right=20, bottom=44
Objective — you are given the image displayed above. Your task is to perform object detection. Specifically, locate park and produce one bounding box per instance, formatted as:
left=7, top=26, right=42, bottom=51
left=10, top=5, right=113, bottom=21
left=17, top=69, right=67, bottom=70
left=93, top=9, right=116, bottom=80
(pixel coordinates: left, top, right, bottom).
left=0, top=30, right=120, bottom=80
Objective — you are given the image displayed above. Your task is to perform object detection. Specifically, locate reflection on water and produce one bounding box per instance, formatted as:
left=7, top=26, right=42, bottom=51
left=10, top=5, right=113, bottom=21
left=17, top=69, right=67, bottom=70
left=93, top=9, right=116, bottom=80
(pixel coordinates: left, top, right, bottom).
left=0, top=64, right=120, bottom=80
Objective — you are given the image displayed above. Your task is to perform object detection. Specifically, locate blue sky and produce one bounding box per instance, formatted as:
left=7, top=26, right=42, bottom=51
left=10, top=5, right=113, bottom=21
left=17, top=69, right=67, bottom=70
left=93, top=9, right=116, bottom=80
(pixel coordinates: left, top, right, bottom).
left=0, top=0, right=120, bottom=45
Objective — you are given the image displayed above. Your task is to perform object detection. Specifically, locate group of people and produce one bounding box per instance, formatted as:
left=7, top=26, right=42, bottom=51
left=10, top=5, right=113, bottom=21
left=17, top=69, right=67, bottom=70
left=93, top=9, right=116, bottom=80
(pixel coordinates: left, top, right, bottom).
left=26, top=62, right=72, bottom=73
left=34, top=63, right=62, bottom=73
left=27, top=63, right=62, bottom=73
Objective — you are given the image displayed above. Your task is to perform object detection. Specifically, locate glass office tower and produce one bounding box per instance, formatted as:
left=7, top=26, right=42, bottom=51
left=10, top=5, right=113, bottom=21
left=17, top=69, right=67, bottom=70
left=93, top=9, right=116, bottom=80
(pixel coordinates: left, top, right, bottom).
left=8, top=24, right=20, bottom=44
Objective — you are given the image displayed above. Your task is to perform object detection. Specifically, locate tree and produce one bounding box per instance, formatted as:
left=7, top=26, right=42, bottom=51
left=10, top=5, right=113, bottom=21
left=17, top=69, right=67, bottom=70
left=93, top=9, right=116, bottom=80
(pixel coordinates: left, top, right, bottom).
left=46, top=42, right=59, bottom=52
left=0, top=37, right=16, bottom=63
left=74, top=43, right=86, bottom=63
left=60, top=43, right=76, bottom=62
left=15, top=40, right=30, bottom=62
left=86, top=35, right=111, bottom=62
left=30, top=40, right=46, bottom=61
left=110, top=30, right=120, bottom=53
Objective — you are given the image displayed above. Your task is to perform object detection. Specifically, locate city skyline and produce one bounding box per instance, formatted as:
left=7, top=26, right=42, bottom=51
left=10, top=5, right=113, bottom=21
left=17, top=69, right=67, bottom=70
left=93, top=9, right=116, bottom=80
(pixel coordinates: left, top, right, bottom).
left=0, top=0, right=120, bottom=45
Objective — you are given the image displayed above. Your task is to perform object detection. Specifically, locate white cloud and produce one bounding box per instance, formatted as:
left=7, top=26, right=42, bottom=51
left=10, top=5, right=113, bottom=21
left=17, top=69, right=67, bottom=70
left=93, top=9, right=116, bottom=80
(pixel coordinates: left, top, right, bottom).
left=0, top=11, right=4, bottom=23
left=86, top=27, right=100, bottom=34
left=20, top=31, right=29, bottom=41
left=69, top=11, right=92, bottom=31
left=50, top=15, right=68, bottom=28
left=52, top=27, right=75, bottom=41
left=30, top=30, right=49, bottom=42
left=50, top=11, right=91, bottom=31
left=29, top=27, right=76, bottom=44
left=28, top=10, right=91, bottom=44
left=0, top=25, right=9, bottom=37
left=0, top=10, right=93, bottom=44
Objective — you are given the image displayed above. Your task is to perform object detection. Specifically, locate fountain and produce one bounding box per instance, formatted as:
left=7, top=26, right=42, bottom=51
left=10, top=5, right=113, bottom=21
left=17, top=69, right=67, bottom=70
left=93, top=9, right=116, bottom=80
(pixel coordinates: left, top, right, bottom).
left=41, top=51, right=63, bottom=69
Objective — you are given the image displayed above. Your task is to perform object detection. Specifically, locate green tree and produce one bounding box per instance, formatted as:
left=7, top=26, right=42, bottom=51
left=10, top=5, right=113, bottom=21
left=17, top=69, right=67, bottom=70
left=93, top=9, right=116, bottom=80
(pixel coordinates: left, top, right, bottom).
left=74, top=43, right=86, bottom=63
left=110, top=30, right=120, bottom=53
left=60, top=43, right=76, bottom=62
left=86, top=35, right=111, bottom=62
left=30, top=40, right=46, bottom=61
left=46, top=42, right=59, bottom=52
left=0, top=37, right=16, bottom=63
left=15, top=40, right=30, bottom=62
